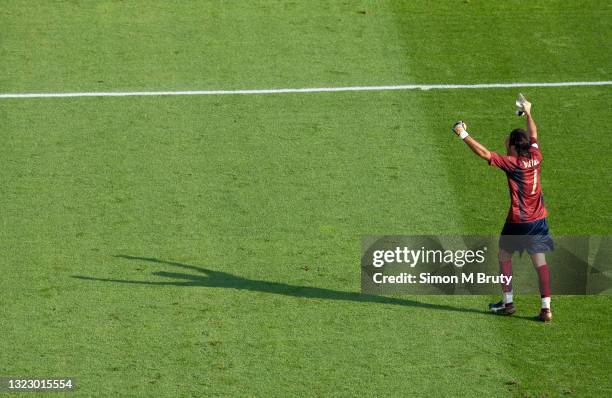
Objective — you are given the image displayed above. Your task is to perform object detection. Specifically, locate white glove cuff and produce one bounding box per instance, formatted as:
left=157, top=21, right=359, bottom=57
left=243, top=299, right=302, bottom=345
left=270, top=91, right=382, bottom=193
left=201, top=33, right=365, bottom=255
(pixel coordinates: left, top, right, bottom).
left=459, top=131, right=469, bottom=140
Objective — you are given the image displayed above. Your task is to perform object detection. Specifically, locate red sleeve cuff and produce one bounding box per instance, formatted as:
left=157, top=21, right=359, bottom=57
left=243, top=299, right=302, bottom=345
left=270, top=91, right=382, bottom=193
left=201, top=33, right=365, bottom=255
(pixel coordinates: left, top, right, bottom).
left=489, top=152, right=499, bottom=166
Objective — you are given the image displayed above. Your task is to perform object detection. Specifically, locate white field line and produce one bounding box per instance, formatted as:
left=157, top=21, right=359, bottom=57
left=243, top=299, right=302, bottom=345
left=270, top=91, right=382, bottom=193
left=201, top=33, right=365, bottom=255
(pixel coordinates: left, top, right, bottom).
left=0, top=81, right=610, bottom=99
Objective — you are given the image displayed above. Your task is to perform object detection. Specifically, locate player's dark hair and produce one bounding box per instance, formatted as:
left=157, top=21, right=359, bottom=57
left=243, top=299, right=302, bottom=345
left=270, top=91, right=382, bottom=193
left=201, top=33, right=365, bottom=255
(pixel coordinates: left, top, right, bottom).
left=509, top=128, right=531, bottom=158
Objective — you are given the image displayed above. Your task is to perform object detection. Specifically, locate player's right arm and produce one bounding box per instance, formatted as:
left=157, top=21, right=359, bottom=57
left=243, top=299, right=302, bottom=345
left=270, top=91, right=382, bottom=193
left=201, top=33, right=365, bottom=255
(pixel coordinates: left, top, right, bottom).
left=452, top=121, right=491, bottom=161
left=452, top=121, right=517, bottom=171
left=523, top=100, right=537, bottom=141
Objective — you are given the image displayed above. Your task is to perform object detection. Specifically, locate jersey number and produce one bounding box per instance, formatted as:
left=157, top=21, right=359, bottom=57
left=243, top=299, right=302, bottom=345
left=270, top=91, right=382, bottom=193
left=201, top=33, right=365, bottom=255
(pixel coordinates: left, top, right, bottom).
left=531, top=169, right=538, bottom=194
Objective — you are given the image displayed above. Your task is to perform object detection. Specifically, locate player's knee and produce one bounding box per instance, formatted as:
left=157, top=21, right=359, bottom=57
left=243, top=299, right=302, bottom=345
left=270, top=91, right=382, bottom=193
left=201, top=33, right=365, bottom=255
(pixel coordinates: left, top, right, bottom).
left=498, top=249, right=512, bottom=262
left=530, top=252, right=547, bottom=267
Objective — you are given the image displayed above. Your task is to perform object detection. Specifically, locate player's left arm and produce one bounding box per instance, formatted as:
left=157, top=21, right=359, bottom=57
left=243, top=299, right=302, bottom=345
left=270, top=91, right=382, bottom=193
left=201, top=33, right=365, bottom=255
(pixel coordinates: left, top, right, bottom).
left=521, top=100, right=538, bottom=142
left=452, top=121, right=491, bottom=161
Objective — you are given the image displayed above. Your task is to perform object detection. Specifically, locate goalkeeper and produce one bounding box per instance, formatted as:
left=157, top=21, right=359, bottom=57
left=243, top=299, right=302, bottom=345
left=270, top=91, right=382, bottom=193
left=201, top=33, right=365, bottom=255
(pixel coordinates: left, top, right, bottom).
left=451, top=97, right=554, bottom=322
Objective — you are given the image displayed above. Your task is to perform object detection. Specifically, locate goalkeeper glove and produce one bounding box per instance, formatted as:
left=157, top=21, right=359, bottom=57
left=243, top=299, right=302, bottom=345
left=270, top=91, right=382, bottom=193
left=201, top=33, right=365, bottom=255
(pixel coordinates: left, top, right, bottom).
left=452, top=121, right=469, bottom=139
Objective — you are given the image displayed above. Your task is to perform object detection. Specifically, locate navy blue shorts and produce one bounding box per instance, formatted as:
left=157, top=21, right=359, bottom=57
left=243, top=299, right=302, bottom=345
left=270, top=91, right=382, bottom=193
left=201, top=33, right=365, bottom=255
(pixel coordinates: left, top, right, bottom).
left=499, top=218, right=554, bottom=254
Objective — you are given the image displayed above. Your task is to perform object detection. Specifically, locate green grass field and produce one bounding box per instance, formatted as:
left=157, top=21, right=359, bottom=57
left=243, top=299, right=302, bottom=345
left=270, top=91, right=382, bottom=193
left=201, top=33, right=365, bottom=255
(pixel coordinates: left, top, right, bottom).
left=1, top=1, right=611, bottom=396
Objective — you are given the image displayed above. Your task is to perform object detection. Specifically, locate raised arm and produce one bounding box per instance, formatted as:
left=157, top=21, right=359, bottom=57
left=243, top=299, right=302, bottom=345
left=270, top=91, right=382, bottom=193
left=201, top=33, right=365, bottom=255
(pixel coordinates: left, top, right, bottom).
left=522, top=100, right=537, bottom=141
left=452, top=121, right=491, bottom=161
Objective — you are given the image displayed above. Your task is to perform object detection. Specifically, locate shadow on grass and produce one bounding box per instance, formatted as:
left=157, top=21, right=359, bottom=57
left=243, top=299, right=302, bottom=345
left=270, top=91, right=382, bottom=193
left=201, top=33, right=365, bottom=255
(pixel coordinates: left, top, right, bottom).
left=73, top=255, right=504, bottom=317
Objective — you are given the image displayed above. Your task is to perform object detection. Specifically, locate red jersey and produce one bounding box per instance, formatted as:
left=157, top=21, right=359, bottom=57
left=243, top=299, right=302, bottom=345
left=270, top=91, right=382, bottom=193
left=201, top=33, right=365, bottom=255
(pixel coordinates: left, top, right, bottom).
left=489, top=138, right=548, bottom=223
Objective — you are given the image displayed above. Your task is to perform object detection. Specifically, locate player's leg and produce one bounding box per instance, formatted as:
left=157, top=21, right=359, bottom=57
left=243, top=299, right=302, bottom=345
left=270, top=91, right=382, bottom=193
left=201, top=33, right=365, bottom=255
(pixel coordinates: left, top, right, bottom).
left=530, top=252, right=552, bottom=322
left=489, top=248, right=516, bottom=315
left=499, top=248, right=514, bottom=303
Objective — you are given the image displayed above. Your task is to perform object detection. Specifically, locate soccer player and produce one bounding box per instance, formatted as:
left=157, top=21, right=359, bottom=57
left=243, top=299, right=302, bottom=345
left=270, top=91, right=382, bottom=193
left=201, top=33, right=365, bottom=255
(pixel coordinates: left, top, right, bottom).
left=451, top=98, right=554, bottom=322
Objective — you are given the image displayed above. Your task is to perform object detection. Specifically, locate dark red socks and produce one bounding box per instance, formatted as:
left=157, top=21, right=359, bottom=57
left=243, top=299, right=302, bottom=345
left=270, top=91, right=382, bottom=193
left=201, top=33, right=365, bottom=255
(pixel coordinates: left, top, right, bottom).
left=500, top=260, right=513, bottom=293
left=536, top=264, right=551, bottom=298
